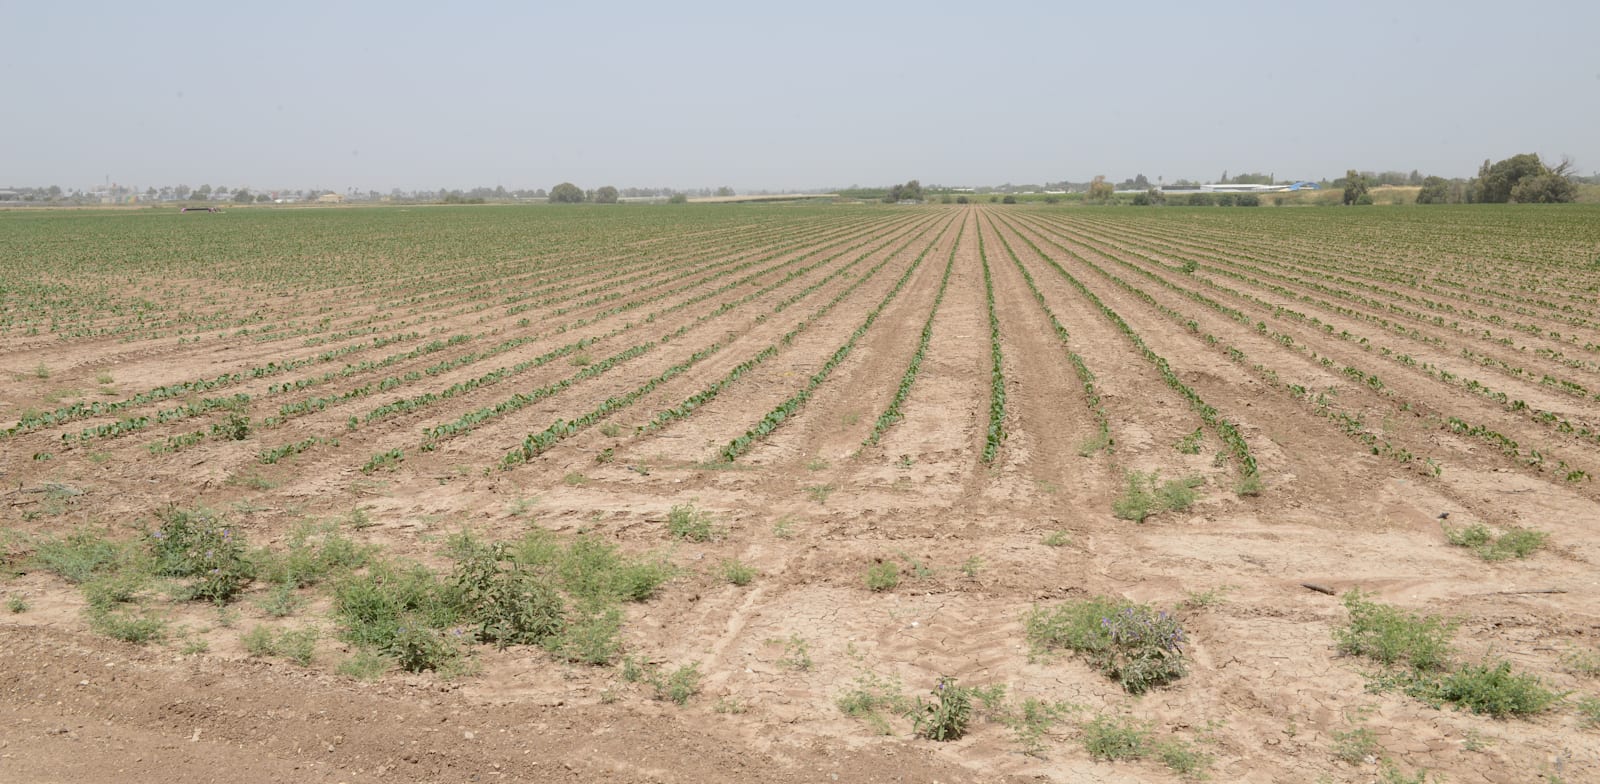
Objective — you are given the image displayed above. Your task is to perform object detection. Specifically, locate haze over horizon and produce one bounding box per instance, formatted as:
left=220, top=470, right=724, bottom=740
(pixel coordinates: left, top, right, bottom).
left=4, top=0, right=1597, bottom=193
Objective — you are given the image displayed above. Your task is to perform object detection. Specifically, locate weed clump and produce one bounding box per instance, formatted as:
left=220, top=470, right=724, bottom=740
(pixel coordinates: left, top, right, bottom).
left=1334, top=590, right=1455, bottom=671
left=1112, top=471, right=1204, bottom=522
left=1026, top=596, right=1187, bottom=693
left=667, top=504, right=718, bottom=541
left=1442, top=522, right=1548, bottom=561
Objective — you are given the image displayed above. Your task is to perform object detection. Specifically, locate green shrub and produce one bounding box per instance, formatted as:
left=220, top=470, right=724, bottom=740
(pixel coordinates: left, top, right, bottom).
left=451, top=541, right=565, bottom=649
left=837, top=672, right=909, bottom=735
left=1333, top=590, right=1454, bottom=671
left=387, top=619, right=461, bottom=673
left=1026, top=596, right=1187, bottom=693
left=1331, top=726, right=1378, bottom=764
left=654, top=662, right=702, bottom=705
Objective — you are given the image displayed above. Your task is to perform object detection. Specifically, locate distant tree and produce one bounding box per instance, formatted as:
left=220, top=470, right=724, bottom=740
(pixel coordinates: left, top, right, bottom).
left=955, top=195, right=970, bottom=204
left=940, top=194, right=953, bottom=204
left=1131, top=188, right=1165, bottom=207
left=1342, top=170, right=1370, bottom=205
left=194, top=184, right=212, bottom=200
left=1087, top=175, right=1114, bottom=202
left=1407, top=169, right=1423, bottom=186
left=1001, top=194, right=1017, bottom=204
left=174, top=185, right=191, bottom=199
left=988, top=195, right=999, bottom=203
left=1475, top=153, right=1550, bottom=203
left=1236, top=194, right=1261, bottom=207
left=232, top=189, right=253, bottom=203
left=1511, top=173, right=1576, bottom=203
left=1415, top=176, right=1452, bottom=204
left=714, top=186, right=735, bottom=197
left=883, top=180, right=925, bottom=203
left=255, top=193, right=271, bottom=203
left=548, top=182, right=584, bottom=203
left=667, top=192, right=688, bottom=204
left=593, top=186, right=619, bottom=204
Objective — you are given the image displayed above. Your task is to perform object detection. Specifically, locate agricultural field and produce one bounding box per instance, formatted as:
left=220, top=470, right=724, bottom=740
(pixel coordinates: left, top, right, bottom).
left=3, top=202, right=1599, bottom=783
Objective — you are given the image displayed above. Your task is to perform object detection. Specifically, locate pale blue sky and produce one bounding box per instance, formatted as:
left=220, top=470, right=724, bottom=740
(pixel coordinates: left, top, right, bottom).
left=3, top=1, right=1596, bottom=191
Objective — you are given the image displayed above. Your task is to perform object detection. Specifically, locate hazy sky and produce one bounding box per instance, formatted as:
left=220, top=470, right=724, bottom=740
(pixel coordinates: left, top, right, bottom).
left=4, top=1, right=1597, bottom=192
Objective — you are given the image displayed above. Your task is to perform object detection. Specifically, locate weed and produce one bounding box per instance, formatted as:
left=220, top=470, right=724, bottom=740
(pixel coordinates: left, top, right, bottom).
left=667, top=504, right=717, bottom=541
left=1564, top=647, right=1600, bottom=677
left=451, top=541, right=565, bottom=649
left=34, top=363, right=50, bottom=379
left=1181, top=586, right=1232, bottom=609
left=713, top=696, right=747, bottom=714
left=506, top=496, right=536, bottom=518
left=1112, top=472, right=1204, bottom=522
left=32, top=527, right=124, bottom=583
left=1379, top=761, right=1436, bottom=784
left=562, top=472, right=587, bottom=486
left=599, top=422, right=622, bottom=437
left=1076, top=432, right=1111, bottom=457
left=1410, top=660, right=1561, bottom=717
left=720, top=559, right=756, bottom=586
left=1026, top=596, right=1188, bottom=693
left=87, top=607, right=166, bottom=644
left=644, top=662, right=702, bottom=705
left=336, top=650, right=393, bottom=681
left=180, top=638, right=209, bottom=655
left=1332, top=726, right=1378, bottom=764
left=805, top=483, right=836, bottom=504
left=95, top=371, right=113, bottom=384
left=387, top=622, right=462, bottom=673
left=595, top=447, right=614, bottom=464
left=1442, top=522, right=1548, bottom=561
left=211, top=412, right=251, bottom=441
left=911, top=677, right=974, bottom=741
left=1333, top=590, right=1455, bottom=671
left=805, top=457, right=829, bottom=471
left=960, top=556, right=983, bottom=578
left=865, top=560, right=900, bottom=592
left=1156, top=738, right=1213, bottom=777
left=896, top=454, right=913, bottom=468
left=1576, top=695, right=1600, bottom=728
left=231, top=472, right=278, bottom=491
left=7, top=595, right=30, bottom=613
left=772, top=516, right=796, bottom=539
left=569, top=353, right=592, bottom=367
left=257, top=583, right=304, bottom=617
left=1041, top=530, right=1071, bottom=547
left=1082, top=714, right=1151, bottom=761
left=149, top=507, right=253, bottom=604
left=770, top=635, right=812, bottom=671
left=552, top=605, right=623, bottom=665
left=837, top=671, right=908, bottom=734
left=1235, top=473, right=1265, bottom=497
left=1175, top=427, right=1204, bottom=455
left=241, top=625, right=319, bottom=665
left=1005, top=697, right=1075, bottom=757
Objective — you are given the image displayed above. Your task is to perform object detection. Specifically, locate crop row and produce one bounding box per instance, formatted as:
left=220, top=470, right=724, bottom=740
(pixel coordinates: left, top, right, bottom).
left=863, top=223, right=963, bottom=446
left=715, top=218, right=951, bottom=462
left=994, top=215, right=1257, bottom=479
left=976, top=228, right=1007, bottom=464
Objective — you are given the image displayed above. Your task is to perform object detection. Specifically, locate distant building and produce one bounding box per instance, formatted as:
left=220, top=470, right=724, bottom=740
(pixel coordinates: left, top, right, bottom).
left=316, top=193, right=345, bottom=204
left=0, top=190, right=20, bottom=201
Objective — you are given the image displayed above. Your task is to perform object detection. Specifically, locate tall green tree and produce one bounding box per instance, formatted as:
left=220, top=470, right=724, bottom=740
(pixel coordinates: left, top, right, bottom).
left=593, top=186, right=619, bottom=204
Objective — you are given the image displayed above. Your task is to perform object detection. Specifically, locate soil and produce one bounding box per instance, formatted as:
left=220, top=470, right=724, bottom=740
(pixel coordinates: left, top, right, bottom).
left=3, top=204, right=1599, bottom=783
